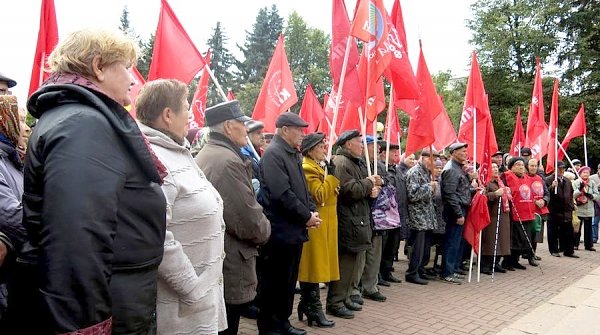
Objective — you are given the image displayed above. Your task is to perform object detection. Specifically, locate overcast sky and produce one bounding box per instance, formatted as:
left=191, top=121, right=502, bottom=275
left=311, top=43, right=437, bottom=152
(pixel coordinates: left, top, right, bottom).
left=2, top=0, right=476, bottom=105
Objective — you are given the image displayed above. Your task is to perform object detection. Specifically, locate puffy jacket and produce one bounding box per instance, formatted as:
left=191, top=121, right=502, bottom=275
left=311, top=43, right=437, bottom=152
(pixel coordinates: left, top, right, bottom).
left=333, top=148, right=374, bottom=253
left=17, top=83, right=166, bottom=334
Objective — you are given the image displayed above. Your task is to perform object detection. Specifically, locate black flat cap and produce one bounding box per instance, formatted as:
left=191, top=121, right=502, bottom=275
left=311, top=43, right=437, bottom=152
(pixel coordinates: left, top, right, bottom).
left=572, top=159, right=582, bottom=165
left=377, top=140, right=399, bottom=152
left=301, top=132, right=326, bottom=155
left=557, top=161, right=566, bottom=169
left=448, top=142, right=468, bottom=153
left=204, top=100, right=251, bottom=127
left=420, top=148, right=440, bottom=157
left=0, top=72, right=17, bottom=88
left=246, top=120, right=264, bottom=133
left=276, top=112, right=309, bottom=128
left=520, top=147, right=532, bottom=156
left=335, top=130, right=361, bottom=147
left=492, top=151, right=504, bottom=157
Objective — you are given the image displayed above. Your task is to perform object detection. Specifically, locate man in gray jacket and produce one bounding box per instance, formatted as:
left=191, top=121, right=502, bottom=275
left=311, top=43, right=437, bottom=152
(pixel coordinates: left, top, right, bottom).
left=196, top=101, right=271, bottom=335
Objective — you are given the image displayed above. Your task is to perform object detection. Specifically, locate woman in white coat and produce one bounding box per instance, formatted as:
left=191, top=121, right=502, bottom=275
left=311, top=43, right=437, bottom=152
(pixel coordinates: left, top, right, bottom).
left=136, top=79, right=227, bottom=334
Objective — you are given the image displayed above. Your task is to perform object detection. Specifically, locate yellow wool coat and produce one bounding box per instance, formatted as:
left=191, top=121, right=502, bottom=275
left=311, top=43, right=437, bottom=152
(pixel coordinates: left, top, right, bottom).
left=298, top=157, right=341, bottom=283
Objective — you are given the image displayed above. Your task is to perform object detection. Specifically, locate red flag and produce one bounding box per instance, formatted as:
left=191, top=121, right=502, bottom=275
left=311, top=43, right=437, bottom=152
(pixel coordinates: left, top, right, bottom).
left=458, top=51, right=491, bottom=163
left=383, top=14, right=419, bottom=101
left=350, top=0, right=393, bottom=121
left=252, top=34, right=298, bottom=133
left=390, top=0, right=408, bottom=54
left=188, top=50, right=211, bottom=129
left=226, top=90, right=236, bottom=101
left=525, top=58, right=549, bottom=159
left=29, top=0, right=59, bottom=97
left=509, top=107, right=526, bottom=157
left=405, top=46, right=441, bottom=156
left=384, top=109, right=402, bottom=145
left=478, top=113, right=498, bottom=186
left=546, top=79, right=559, bottom=173
left=463, top=192, right=491, bottom=255
left=330, top=0, right=363, bottom=106
left=357, top=47, right=386, bottom=121
left=148, top=0, right=206, bottom=84
left=432, top=96, right=457, bottom=150
left=298, top=85, right=324, bottom=134
left=338, top=102, right=373, bottom=135
left=558, top=104, right=586, bottom=161
left=127, top=66, right=146, bottom=119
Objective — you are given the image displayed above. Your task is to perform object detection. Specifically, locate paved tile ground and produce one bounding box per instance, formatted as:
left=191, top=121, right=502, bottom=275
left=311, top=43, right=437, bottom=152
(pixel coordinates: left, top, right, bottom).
left=238, top=239, right=599, bottom=335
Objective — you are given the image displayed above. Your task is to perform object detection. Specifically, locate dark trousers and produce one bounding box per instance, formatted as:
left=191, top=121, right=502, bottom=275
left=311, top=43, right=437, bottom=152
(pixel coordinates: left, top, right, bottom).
left=257, top=241, right=303, bottom=333
left=380, top=228, right=400, bottom=276
left=326, top=251, right=359, bottom=309
left=219, top=302, right=251, bottom=335
left=576, top=217, right=593, bottom=249
left=441, top=214, right=465, bottom=278
left=406, top=230, right=431, bottom=278
left=548, top=218, right=575, bottom=255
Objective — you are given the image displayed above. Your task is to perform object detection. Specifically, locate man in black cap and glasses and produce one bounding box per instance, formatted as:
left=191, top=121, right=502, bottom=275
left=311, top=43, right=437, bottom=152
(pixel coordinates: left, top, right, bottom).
left=257, top=112, right=320, bottom=335
left=440, top=142, right=471, bottom=284
left=0, top=72, right=17, bottom=96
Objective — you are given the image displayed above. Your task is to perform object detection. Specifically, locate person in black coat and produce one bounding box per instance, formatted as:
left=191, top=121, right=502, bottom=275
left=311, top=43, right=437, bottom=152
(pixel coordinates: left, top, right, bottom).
left=257, top=112, right=320, bottom=335
left=5, top=29, right=167, bottom=334
left=546, top=161, right=578, bottom=258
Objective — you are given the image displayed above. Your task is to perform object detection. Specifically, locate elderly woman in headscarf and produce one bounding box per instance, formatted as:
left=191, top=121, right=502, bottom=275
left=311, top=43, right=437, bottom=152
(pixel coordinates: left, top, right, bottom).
left=480, top=163, right=511, bottom=274
left=297, top=132, right=339, bottom=328
left=573, top=166, right=600, bottom=251
left=8, top=29, right=167, bottom=334
left=0, top=96, right=29, bottom=322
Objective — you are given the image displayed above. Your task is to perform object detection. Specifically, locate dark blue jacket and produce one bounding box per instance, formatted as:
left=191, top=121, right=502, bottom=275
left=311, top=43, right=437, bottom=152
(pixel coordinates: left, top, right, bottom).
left=258, top=135, right=316, bottom=245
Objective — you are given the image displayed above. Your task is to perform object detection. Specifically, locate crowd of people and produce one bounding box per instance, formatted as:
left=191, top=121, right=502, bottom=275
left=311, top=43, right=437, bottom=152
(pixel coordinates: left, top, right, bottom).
left=0, top=28, right=598, bottom=335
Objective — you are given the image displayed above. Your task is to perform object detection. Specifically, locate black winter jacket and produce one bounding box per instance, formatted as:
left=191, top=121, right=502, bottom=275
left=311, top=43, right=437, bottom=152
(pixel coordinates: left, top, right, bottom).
left=16, top=83, right=166, bottom=334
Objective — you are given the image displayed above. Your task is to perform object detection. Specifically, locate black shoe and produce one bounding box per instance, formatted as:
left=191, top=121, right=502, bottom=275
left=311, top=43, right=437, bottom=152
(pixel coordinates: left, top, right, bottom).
left=363, top=291, right=387, bottom=302
left=534, top=255, right=542, bottom=260
left=551, top=253, right=561, bottom=257
left=419, top=272, right=436, bottom=280
left=284, top=325, right=307, bottom=335
left=513, top=262, right=526, bottom=270
left=349, top=294, right=364, bottom=305
left=455, top=269, right=467, bottom=276
left=382, top=273, right=402, bottom=283
left=528, top=258, right=539, bottom=266
left=326, top=306, right=354, bottom=319
left=344, top=301, right=362, bottom=311
left=405, top=275, right=428, bottom=285
left=480, top=267, right=493, bottom=275
left=564, top=253, right=580, bottom=258
left=586, top=247, right=597, bottom=251
left=494, top=264, right=507, bottom=273
left=377, top=279, right=391, bottom=287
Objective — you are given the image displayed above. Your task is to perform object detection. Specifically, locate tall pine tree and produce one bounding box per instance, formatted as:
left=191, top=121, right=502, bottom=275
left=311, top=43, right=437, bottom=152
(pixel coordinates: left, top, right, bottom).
left=206, top=22, right=236, bottom=106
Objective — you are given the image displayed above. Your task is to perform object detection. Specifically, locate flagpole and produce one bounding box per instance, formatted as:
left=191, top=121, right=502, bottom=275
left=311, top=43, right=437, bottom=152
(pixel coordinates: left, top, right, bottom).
left=358, top=106, right=372, bottom=176
left=385, top=85, right=394, bottom=167
left=326, top=37, right=353, bottom=163
left=584, top=134, right=588, bottom=167
left=373, top=119, right=378, bottom=176
left=554, top=127, right=558, bottom=194
left=558, top=141, right=581, bottom=179
left=469, top=101, right=478, bottom=284
left=206, top=63, right=228, bottom=102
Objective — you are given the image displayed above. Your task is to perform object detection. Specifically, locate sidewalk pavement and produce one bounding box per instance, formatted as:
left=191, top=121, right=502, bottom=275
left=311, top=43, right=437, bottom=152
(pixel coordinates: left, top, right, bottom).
left=239, top=240, right=599, bottom=334
left=497, top=264, right=600, bottom=335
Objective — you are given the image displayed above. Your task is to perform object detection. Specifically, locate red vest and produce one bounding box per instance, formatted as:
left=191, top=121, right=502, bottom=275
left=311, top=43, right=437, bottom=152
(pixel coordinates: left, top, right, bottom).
left=529, top=174, right=549, bottom=215
left=503, top=171, right=535, bottom=221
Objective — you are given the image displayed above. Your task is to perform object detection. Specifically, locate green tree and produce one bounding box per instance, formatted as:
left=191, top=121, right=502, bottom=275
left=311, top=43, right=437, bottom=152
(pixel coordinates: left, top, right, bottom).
left=137, top=34, right=154, bottom=80
left=206, top=22, right=237, bottom=106
left=284, top=11, right=331, bottom=112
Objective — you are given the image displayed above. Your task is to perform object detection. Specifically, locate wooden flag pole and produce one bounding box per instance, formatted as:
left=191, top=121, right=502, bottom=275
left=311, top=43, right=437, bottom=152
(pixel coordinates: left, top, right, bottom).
left=584, top=134, right=588, bottom=167
left=373, top=119, right=378, bottom=176
left=385, top=85, right=394, bottom=167
left=358, top=106, right=372, bottom=176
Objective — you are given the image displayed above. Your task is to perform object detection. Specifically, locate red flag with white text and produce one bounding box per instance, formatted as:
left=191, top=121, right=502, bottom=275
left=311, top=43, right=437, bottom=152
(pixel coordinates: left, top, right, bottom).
left=509, top=107, right=526, bottom=157
left=546, top=79, right=559, bottom=173
left=525, top=58, right=548, bottom=159
left=458, top=51, right=491, bottom=163
left=148, top=0, right=206, bottom=84
left=29, top=0, right=58, bottom=97
left=252, top=34, right=298, bottom=132
left=188, top=50, right=211, bottom=129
